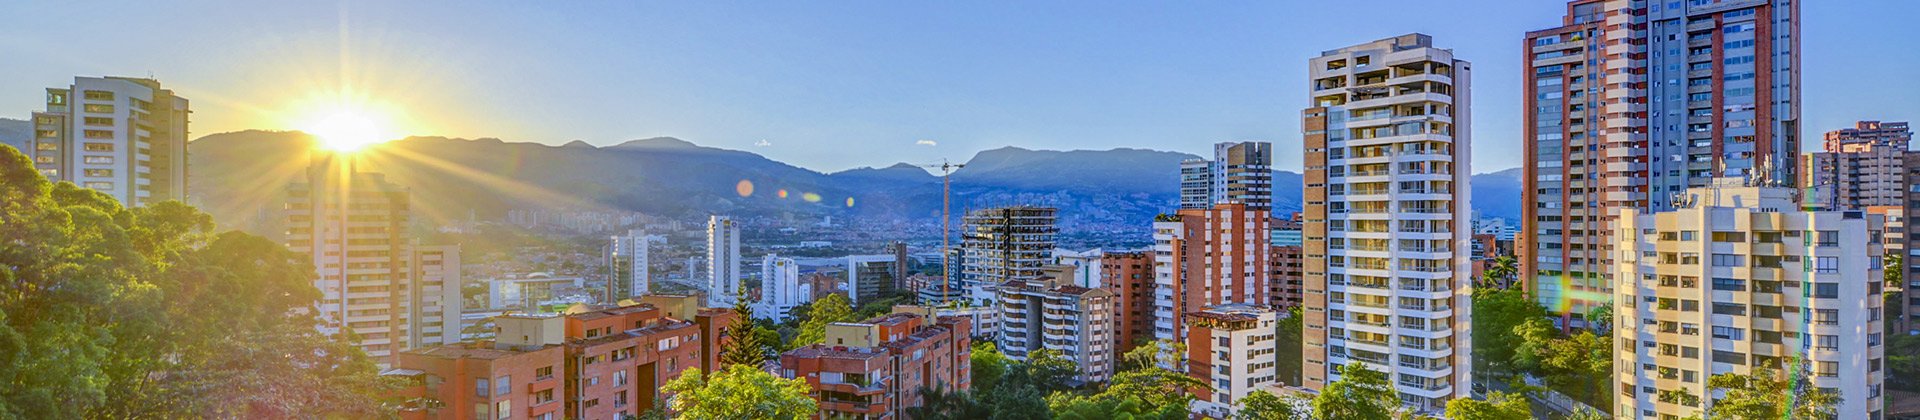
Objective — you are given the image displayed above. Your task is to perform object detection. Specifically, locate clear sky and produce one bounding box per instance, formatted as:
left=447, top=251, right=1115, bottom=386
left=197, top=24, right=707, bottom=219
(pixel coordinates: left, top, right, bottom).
left=3, top=1, right=1916, bottom=173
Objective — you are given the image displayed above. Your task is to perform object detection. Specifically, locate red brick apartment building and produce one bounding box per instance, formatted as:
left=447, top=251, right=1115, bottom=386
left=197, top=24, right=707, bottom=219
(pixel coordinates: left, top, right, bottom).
left=393, top=295, right=740, bottom=420
left=1101, top=251, right=1155, bottom=355
left=780, top=308, right=973, bottom=419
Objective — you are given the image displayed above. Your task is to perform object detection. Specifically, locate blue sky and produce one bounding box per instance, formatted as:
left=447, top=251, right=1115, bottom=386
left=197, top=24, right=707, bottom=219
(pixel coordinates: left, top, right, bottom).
left=3, top=1, right=1916, bottom=173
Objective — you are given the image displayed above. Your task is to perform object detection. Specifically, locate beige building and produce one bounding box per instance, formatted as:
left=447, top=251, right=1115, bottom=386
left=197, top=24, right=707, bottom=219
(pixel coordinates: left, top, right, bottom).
left=996, top=265, right=1115, bottom=385
left=1804, top=121, right=1911, bottom=211
left=1300, top=33, right=1473, bottom=413
left=27, top=76, right=190, bottom=206
left=1183, top=303, right=1279, bottom=418
left=1613, top=181, right=1885, bottom=419
left=286, top=152, right=461, bottom=365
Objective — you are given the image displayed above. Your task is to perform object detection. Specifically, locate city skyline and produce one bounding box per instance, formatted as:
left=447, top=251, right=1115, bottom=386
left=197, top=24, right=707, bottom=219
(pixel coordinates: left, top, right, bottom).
left=3, top=1, right=1917, bottom=174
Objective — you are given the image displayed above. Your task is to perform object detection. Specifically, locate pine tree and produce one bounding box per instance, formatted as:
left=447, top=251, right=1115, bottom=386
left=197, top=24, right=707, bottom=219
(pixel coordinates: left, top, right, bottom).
left=719, top=300, right=768, bottom=368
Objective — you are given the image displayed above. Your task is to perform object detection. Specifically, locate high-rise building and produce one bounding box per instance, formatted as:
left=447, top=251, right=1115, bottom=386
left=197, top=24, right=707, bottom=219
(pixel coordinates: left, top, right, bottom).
left=410, top=245, right=464, bottom=349
left=1183, top=304, right=1280, bottom=419
left=1301, top=33, right=1472, bottom=412
left=707, top=215, right=741, bottom=308
left=1151, top=203, right=1270, bottom=342
left=1613, top=180, right=1884, bottom=419
left=1523, top=0, right=1802, bottom=326
left=27, top=76, right=190, bottom=206
left=1268, top=245, right=1304, bottom=309
left=847, top=252, right=907, bottom=305
left=1053, top=248, right=1105, bottom=288
left=1180, top=141, right=1275, bottom=210
left=1804, top=121, right=1911, bottom=211
left=756, top=254, right=806, bottom=322
left=286, top=152, right=458, bottom=364
left=995, top=266, right=1114, bottom=385
left=1101, top=251, right=1155, bottom=356
left=779, top=309, right=972, bottom=418
left=608, top=229, right=651, bottom=300
left=959, top=206, right=1058, bottom=305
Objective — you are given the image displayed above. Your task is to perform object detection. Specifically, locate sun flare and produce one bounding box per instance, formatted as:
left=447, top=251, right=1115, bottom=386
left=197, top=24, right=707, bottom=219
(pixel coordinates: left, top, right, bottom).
left=304, top=110, right=395, bottom=151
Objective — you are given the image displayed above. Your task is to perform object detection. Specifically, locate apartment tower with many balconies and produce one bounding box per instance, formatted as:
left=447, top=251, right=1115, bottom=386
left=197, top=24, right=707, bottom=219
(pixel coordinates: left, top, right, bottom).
left=27, top=76, right=189, bottom=207
left=1300, top=33, right=1472, bottom=413
left=1523, top=0, right=1801, bottom=327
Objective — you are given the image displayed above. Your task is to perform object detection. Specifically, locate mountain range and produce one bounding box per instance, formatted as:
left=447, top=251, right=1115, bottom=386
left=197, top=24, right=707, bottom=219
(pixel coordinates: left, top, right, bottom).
left=0, top=118, right=1522, bottom=238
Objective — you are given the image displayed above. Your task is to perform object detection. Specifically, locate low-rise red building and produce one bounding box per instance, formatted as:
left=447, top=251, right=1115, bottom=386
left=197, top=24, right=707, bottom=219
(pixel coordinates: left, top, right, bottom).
left=780, top=308, right=972, bottom=419
left=1267, top=245, right=1304, bottom=309
left=393, top=314, right=567, bottom=420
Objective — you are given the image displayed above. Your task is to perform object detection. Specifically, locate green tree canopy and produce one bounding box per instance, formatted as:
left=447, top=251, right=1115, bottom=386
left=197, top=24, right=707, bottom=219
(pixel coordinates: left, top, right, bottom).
left=662, top=365, right=818, bottom=419
left=1237, top=389, right=1304, bottom=420
left=1311, top=363, right=1400, bottom=420
left=1443, top=391, right=1531, bottom=420
left=720, top=300, right=769, bottom=367
left=1704, top=365, right=1839, bottom=420
left=794, top=293, right=853, bottom=347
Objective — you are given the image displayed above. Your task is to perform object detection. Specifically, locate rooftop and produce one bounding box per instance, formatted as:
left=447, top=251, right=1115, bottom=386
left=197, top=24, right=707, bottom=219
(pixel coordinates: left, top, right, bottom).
left=407, top=342, right=556, bottom=360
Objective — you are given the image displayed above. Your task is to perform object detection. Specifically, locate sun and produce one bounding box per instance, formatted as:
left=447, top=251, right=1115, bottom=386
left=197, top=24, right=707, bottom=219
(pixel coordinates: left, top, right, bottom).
left=305, top=110, right=395, bottom=151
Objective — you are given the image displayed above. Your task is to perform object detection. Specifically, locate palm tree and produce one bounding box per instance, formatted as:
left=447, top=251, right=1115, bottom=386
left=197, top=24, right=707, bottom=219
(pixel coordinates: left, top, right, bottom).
left=1483, top=255, right=1518, bottom=288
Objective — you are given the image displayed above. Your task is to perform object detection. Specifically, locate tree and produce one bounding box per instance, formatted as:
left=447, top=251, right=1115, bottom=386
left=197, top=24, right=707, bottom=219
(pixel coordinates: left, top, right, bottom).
left=1277, top=306, right=1304, bottom=386
left=1025, top=348, right=1078, bottom=394
left=662, top=365, right=817, bottom=419
left=1237, top=389, right=1303, bottom=420
left=794, top=293, right=853, bottom=347
left=0, top=145, right=402, bottom=418
left=905, top=386, right=991, bottom=420
left=971, top=342, right=1010, bottom=395
left=1704, top=364, right=1839, bottom=420
left=1311, top=363, right=1399, bottom=420
left=1890, top=333, right=1920, bottom=391
left=1048, top=392, right=1187, bottom=420
left=1472, top=287, right=1546, bottom=381
left=1443, top=391, right=1531, bottom=420
left=1484, top=255, right=1518, bottom=288
left=1508, top=317, right=1558, bottom=374
left=720, top=301, right=770, bottom=367
left=1539, top=330, right=1612, bottom=409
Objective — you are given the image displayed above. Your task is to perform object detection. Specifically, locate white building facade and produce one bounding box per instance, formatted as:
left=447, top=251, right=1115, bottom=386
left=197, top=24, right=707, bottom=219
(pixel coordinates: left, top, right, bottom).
left=609, top=228, right=651, bottom=300
left=708, top=215, right=741, bottom=308
left=756, top=254, right=807, bottom=322
left=28, top=76, right=190, bottom=207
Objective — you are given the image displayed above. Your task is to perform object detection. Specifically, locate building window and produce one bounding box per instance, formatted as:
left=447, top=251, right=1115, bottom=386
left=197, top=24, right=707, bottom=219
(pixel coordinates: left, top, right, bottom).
left=83, top=169, right=112, bottom=177
left=82, top=90, right=114, bottom=100
left=1814, top=283, right=1839, bottom=299
left=1816, top=335, right=1839, bottom=351
left=536, top=366, right=553, bottom=380
left=1711, top=278, right=1745, bottom=291
left=475, top=378, right=490, bottom=397
left=83, top=182, right=114, bottom=191
left=1813, top=309, right=1838, bottom=325
left=84, top=156, right=113, bottom=164
left=83, top=142, right=114, bottom=152
left=1711, top=326, right=1744, bottom=341
left=82, top=104, right=115, bottom=114
left=494, top=400, right=511, bottom=420
left=84, top=130, right=114, bottom=139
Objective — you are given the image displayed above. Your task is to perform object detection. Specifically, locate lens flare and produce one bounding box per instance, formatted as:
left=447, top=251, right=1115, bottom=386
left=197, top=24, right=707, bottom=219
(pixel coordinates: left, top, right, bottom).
left=735, top=180, right=754, bottom=197
left=778, top=189, right=789, bottom=199
left=802, top=192, right=821, bottom=203
left=845, top=197, right=856, bottom=207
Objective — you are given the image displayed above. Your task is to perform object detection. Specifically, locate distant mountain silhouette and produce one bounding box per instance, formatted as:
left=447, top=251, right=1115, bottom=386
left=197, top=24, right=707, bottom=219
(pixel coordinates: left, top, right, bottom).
left=0, top=118, right=29, bottom=153
left=182, top=131, right=1520, bottom=237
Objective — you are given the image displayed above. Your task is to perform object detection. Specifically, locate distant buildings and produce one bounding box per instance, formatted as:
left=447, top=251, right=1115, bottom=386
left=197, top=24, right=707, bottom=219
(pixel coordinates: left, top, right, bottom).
left=1804, top=121, right=1911, bottom=211
left=486, top=274, right=586, bottom=310
left=27, top=76, right=190, bottom=206
left=1523, top=0, right=1803, bottom=327
left=959, top=206, right=1059, bottom=305
left=1183, top=304, right=1280, bottom=419
left=608, top=229, right=651, bottom=300
left=1267, top=245, right=1304, bottom=309
left=1152, top=203, right=1270, bottom=342
left=392, top=314, right=565, bottom=420
left=1181, top=141, right=1275, bottom=210
left=995, top=266, right=1115, bottom=385
left=285, top=152, right=461, bottom=364
left=780, top=308, right=972, bottom=419
left=1053, top=248, right=1105, bottom=288
left=1300, top=33, right=1472, bottom=412
left=756, top=254, right=807, bottom=322
left=707, top=215, right=741, bottom=308
left=1100, top=251, right=1155, bottom=355
left=846, top=247, right=908, bottom=305
left=1613, top=181, right=1885, bottom=419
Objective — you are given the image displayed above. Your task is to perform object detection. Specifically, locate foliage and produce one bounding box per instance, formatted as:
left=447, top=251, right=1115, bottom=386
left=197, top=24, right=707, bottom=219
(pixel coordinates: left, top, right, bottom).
left=720, top=300, right=769, bottom=367
left=1704, top=364, right=1839, bottom=420
left=1483, top=255, right=1518, bottom=288
left=662, top=365, right=817, bottom=420
left=906, top=386, right=992, bottom=420
left=1472, top=287, right=1547, bottom=380
left=1508, top=317, right=1557, bottom=374
left=1025, top=348, right=1079, bottom=393
left=971, top=341, right=1010, bottom=395
left=1582, top=304, right=1612, bottom=334
left=1277, top=306, right=1304, bottom=386
left=0, top=146, right=404, bottom=418
left=1121, top=338, right=1184, bottom=371
left=1237, top=389, right=1304, bottom=420
left=1540, top=329, right=1612, bottom=409
left=794, top=293, right=853, bottom=347
left=1444, top=391, right=1531, bottom=420
left=1559, top=407, right=1609, bottom=420
left=984, top=383, right=1049, bottom=420
left=1311, top=363, right=1399, bottom=420
left=1048, top=392, right=1187, bottom=420
left=1890, top=333, right=1920, bottom=391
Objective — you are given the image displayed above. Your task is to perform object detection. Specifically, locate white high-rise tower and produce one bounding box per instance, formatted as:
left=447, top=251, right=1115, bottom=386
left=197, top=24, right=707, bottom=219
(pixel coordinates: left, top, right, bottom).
left=707, top=215, right=741, bottom=307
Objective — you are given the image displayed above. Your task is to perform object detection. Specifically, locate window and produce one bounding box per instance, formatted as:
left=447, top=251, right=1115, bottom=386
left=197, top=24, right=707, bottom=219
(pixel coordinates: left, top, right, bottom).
left=1712, top=351, right=1746, bottom=365
left=1711, top=254, right=1744, bottom=267
left=84, top=156, right=113, bottom=164
left=1813, top=309, right=1838, bottom=325
left=1712, top=303, right=1746, bottom=316
left=83, top=117, right=113, bottom=126
left=83, top=169, right=112, bottom=177
left=1711, top=326, right=1744, bottom=341
left=1711, top=278, right=1745, bottom=291
left=495, top=400, right=511, bottom=420
left=495, top=375, right=511, bottom=396
left=1814, top=257, right=1839, bottom=273
left=1817, top=362, right=1838, bottom=378
left=536, top=366, right=553, bottom=380
left=1814, top=283, right=1838, bottom=299
left=1816, top=231, right=1839, bottom=246
left=82, top=90, right=114, bottom=100
left=1816, top=335, right=1839, bottom=350
left=83, top=130, right=114, bottom=139
left=83, top=142, right=113, bottom=152
left=83, top=182, right=114, bottom=191
left=475, top=378, right=490, bottom=397
left=83, top=104, right=115, bottom=114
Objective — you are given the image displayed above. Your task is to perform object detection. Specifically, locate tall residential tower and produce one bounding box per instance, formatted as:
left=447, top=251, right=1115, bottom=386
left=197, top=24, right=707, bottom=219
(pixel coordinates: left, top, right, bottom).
left=28, top=76, right=190, bottom=206
left=707, top=216, right=741, bottom=308
left=1300, top=34, right=1472, bottom=413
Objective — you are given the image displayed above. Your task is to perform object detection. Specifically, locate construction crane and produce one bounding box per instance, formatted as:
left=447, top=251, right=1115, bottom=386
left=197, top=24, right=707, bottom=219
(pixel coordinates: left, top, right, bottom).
left=915, top=160, right=965, bottom=307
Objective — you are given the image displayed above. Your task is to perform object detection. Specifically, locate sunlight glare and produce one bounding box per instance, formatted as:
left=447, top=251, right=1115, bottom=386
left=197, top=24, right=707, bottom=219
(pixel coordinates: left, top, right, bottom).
left=306, top=111, right=393, bottom=151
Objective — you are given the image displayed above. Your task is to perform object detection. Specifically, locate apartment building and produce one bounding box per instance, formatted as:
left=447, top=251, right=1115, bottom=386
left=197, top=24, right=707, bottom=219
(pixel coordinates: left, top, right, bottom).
left=847, top=251, right=908, bottom=305
left=1184, top=304, right=1280, bottom=419
left=758, top=254, right=807, bottom=322
left=1054, top=248, right=1106, bottom=288
left=638, top=294, right=738, bottom=377
left=959, top=206, right=1058, bottom=305
left=1613, top=181, right=1884, bottom=419
left=27, top=76, right=189, bottom=207
left=562, top=304, right=703, bottom=418
left=1101, top=251, right=1155, bottom=355
left=1523, top=0, right=1803, bottom=327
left=1269, top=245, right=1305, bottom=309
left=780, top=309, right=973, bottom=419
left=1300, top=33, right=1472, bottom=413
left=1153, top=203, right=1271, bottom=342
left=708, top=216, right=741, bottom=308
left=393, top=315, right=567, bottom=420
left=608, top=229, right=651, bottom=300
left=996, top=266, right=1116, bottom=385
left=1804, top=121, right=1911, bottom=211
left=1180, top=141, right=1275, bottom=210
left=286, top=152, right=459, bottom=364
